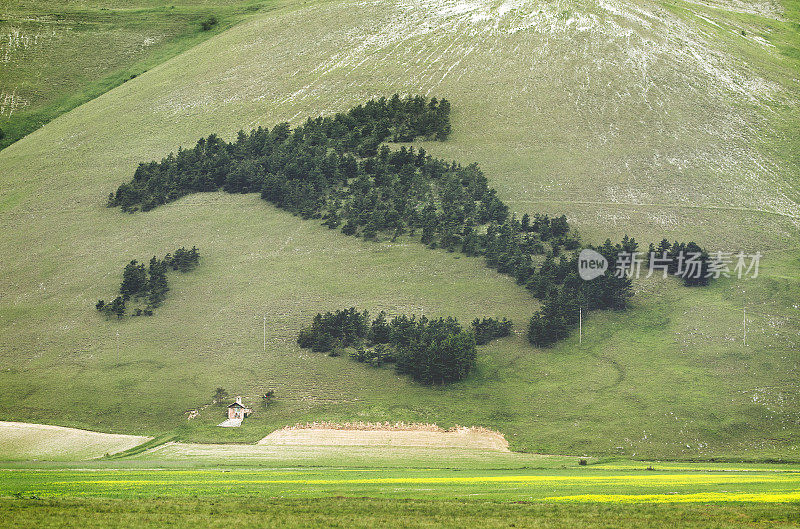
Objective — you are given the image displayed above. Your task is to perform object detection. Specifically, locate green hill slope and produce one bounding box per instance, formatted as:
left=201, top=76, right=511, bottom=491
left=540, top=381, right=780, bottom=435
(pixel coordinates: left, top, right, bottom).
left=0, top=0, right=798, bottom=459
left=0, top=0, right=276, bottom=150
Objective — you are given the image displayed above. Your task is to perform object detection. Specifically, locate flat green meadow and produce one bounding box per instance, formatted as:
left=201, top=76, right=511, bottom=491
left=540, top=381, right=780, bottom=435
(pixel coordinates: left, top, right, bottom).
left=0, top=497, right=796, bottom=528
left=1, top=458, right=799, bottom=528
left=1, top=467, right=799, bottom=501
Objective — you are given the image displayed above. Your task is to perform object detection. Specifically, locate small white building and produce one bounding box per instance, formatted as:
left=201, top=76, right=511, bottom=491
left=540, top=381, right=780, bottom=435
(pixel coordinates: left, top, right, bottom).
left=227, top=396, right=252, bottom=420
left=217, top=396, right=252, bottom=427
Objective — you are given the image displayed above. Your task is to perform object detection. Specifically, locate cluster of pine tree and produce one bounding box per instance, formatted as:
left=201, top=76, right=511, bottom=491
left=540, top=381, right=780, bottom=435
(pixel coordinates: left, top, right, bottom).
left=296, top=309, right=511, bottom=384
left=646, top=239, right=712, bottom=286
left=525, top=236, right=718, bottom=346
left=107, top=95, right=451, bottom=213
left=108, top=96, right=713, bottom=349
left=527, top=238, right=636, bottom=347
left=472, top=317, right=513, bottom=345
left=296, top=307, right=370, bottom=351
left=96, top=247, right=199, bottom=318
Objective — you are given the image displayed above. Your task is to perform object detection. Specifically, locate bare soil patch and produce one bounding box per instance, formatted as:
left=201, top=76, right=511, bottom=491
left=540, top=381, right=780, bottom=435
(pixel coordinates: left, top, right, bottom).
left=258, top=422, right=510, bottom=451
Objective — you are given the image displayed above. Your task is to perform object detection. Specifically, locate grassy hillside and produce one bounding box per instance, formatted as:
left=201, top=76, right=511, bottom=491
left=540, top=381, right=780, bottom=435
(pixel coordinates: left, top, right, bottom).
left=0, top=0, right=798, bottom=459
left=0, top=0, right=278, bottom=150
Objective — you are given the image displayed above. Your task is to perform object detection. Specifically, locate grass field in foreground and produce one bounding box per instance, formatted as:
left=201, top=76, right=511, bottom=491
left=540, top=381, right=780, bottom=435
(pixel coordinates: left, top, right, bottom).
left=1, top=497, right=797, bottom=529
left=2, top=465, right=799, bottom=502
left=1, top=457, right=798, bottom=527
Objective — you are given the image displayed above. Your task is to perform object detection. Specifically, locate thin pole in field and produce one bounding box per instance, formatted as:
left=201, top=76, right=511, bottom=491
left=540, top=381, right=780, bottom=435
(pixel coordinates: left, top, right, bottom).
left=263, top=315, right=267, bottom=353
left=579, top=307, right=582, bottom=344
left=743, top=307, right=746, bottom=346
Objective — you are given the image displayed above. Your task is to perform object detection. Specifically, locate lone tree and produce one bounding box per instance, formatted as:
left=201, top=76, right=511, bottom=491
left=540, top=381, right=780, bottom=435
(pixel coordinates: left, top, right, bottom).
left=213, top=387, right=228, bottom=405
left=262, top=390, right=275, bottom=407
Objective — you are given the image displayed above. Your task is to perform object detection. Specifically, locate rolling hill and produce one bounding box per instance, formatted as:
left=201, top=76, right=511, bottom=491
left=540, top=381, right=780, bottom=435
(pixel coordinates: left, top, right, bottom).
left=0, top=0, right=798, bottom=459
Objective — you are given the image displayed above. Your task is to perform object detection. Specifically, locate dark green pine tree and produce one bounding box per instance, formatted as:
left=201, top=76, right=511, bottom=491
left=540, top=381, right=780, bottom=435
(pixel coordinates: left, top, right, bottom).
left=110, top=296, right=126, bottom=319
left=120, top=260, right=147, bottom=300
left=370, top=311, right=391, bottom=344
left=147, top=256, right=169, bottom=308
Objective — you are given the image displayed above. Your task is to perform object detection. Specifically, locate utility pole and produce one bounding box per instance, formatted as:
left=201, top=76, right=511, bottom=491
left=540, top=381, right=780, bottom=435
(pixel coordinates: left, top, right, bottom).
left=579, top=307, right=582, bottom=344
left=743, top=307, right=746, bottom=347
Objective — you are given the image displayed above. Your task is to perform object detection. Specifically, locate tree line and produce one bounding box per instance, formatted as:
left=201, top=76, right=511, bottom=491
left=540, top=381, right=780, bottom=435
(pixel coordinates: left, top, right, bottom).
left=96, top=247, right=199, bottom=318
left=296, top=308, right=512, bottom=384
left=108, top=94, right=451, bottom=213
left=108, top=96, right=713, bottom=349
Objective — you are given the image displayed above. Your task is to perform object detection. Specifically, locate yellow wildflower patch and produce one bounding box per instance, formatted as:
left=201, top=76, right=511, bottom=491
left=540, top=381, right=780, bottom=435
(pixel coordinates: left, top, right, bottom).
left=543, top=492, right=800, bottom=503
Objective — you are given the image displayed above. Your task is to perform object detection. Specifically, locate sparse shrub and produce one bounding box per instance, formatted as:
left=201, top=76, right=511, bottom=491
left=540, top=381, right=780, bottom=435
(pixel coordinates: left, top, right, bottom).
left=200, top=15, right=218, bottom=31
left=213, top=387, right=228, bottom=405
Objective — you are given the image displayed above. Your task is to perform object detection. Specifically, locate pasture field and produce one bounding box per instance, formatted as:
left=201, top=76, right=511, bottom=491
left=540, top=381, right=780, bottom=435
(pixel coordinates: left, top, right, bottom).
left=0, top=0, right=798, bottom=461
left=257, top=426, right=511, bottom=451
left=118, top=440, right=579, bottom=467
